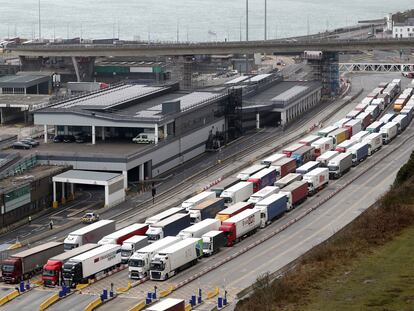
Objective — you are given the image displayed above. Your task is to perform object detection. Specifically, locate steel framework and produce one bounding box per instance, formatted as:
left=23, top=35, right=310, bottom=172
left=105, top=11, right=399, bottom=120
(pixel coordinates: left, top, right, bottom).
left=339, top=63, right=414, bottom=72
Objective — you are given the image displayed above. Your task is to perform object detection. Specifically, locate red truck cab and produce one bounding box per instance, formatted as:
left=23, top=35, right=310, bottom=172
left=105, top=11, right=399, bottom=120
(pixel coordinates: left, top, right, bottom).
left=1, top=258, right=23, bottom=283
left=42, top=260, right=62, bottom=286
left=219, top=223, right=236, bottom=246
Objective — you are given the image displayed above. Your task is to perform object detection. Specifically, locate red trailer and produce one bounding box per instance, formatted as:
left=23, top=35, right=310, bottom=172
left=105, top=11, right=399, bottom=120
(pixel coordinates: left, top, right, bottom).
left=282, top=143, right=304, bottom=157
left=356, top=112, right=372, bottom=130
left=97, top=223, right=148, bottom=245
left=219, top=209, right=261, bottom=246
left=247, top=167, right=277, bottom=193
left=279, top=181, right=308, bottom=210
left=272, top=158, right=297, bottom=178
left=215, top=202, right=252, bottom=222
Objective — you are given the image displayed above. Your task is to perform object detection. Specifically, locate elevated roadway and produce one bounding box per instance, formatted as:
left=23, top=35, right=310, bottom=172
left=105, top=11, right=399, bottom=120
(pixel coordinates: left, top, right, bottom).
left=6, top=38, right=414, bottom=58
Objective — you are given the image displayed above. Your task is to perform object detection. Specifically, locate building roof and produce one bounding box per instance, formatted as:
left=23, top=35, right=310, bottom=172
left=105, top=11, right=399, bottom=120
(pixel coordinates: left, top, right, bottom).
left=0, top=74, right=50, bottom=88
left=225, top=75, right=250, bottom=85
left=0, top=94, right=50, bottom=110
left=248, top=74, right=272, bottom=83
left=394, top=18, right=414, bottom=26
left=53, top=170, right=121, bottom=182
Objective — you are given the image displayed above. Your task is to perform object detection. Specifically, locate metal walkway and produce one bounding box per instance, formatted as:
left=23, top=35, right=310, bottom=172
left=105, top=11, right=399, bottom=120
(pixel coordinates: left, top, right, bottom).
left=339, top=62, right=414, bottom=73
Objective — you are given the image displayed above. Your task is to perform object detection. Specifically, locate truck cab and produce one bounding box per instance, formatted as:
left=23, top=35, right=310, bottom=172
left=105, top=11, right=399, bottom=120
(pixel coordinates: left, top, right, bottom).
left=42, top=260, right=62, bottom=286
left=62, top=261, right=82, bottom=287
left=146, top=227, right=163, bottom=242
left=129, top=252, right=150, bottom=279
left=64, top=235, right=82, bottom=250
left=1, top=258, right=22, bottom=283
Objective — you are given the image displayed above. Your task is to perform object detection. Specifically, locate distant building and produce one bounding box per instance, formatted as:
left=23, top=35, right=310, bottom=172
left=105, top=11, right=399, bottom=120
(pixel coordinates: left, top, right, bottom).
left=392, top=17, right=414, bottom=38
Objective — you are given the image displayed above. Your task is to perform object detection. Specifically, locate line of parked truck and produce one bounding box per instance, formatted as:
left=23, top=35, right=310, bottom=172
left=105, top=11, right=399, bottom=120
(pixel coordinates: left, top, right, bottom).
left=1, top=79, right=412, bottom=287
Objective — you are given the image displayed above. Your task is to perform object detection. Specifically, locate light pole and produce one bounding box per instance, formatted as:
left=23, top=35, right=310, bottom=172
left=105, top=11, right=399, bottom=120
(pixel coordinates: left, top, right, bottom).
left=38, top=0, right=41, bottom=39
left=264, top=0, right=267, bottom=40
left=246, top=0, right=249, bottom=41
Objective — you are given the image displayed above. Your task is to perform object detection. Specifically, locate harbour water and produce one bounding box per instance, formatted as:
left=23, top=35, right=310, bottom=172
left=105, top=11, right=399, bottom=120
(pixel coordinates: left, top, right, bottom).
left=0, top=0, right=412, bottom=41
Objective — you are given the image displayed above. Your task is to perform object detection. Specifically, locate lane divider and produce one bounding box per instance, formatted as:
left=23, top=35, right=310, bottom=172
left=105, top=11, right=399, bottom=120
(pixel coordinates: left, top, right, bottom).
left=128, top=300, right=146, bottom=311
left=39, top=293, right=59, bottom=311
left=0, top=290, right=19, bottom=307
left=84, top=297, right=102, bottom=311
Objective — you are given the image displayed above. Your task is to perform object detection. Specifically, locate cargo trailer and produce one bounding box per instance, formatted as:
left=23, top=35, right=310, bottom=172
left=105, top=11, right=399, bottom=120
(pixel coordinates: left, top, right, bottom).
left=120, top=236, right=148, bottom=264
left=271, top=157, right=297, bottom=178
left=253, top=193, right=288, bottom=227
left=379, top=122, right=398, bottom=144
left=274, top=173, right=302, bottom=188
left=346, top=110, right=361, bottom=119
left=296, top=161, right=320, bottom=175
left=303, top=167, right=329, bottom=195
left=146, top=298, right=185, bottom=311
left=282, top=143, right=305, bottom=157
left=145, top=207, right=186, bottom=225
left=335, top=140, right=356, bottom=153
left=188, top=198, right=225, bottom=223
left=350, top=130, right=370, bottom=143
left=317, top=125, right=338, bottom=137
left=328, top=152, right=353, bottom=179
left=392, top=114, right=409, bottom=133
left=365, top=105, right=380, bottom=120
left=98, top=223, right=148, bottom=245
left=291, top=145, right=315, bottom=166
left=236, top=164, right=266, bottom=181
left=298, top=135, right=320, bottom=146
left=347, top=142, right=369, bottom=166
left=379, top=113, right=396, bottom=124
left=210, top=177, right=240, bottom=197
left=279, top=180, right=308, bottom=210
left=362, top=133, right=383, bottom=155
left=215, top=202, right=252, bottom=222
left=366, top=121, right=384, bottom=134
left=177, top=219, right=221, bottom=239
left=181, top=191, right=216, bottom=211
left=260, top=153, right=286, bottom=167
left=247, top=167, right=277, bottom=192
left=146, top=213, right=191, bottom=242
left=220, top=182, right=254, bottom=204
left=202, top=231, right=226, bottom=256
left=355, top=112, right=372, bottom=130
left=219, top=209, right=261, bottom=246
left=343, top=119, right=362, bottom=137
left=311, top=137, right=334, bottom=157
left=248, top=186, right=279, bottom=204
left=316, top=150, right=339, bottom=167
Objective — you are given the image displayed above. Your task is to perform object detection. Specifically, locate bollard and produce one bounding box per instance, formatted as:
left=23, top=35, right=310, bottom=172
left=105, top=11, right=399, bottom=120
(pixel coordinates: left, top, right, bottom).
left=25, top=281, right=30, bottom=290
left=59, top=290, right=64, bottom=298
left=152, top=292, right=156, bottom=300
left=145, top=297, right=152, bottom=305
left=102, top=288, right=108, bottom=300
left=147, top=292, right=153, bottom=299
left=20, top=281, right=25, bottom=293
left=223, top=297, right=227, bottom=305
left=198, top=295, right=202, bottom=304
left=190, top=295, right=196, bottom=306
left=109, top=290, right=114, bottom=298
left=218, top=296, right=223, bottom=309
left=198, top=288, right=202, bottom=304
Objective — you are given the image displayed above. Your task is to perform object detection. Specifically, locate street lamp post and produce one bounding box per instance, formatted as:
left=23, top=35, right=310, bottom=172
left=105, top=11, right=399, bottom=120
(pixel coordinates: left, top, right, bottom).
left=246, top=0, right=249, bottom=41
left=38, top=0, right=41, bottom=39
left=264, top=0, right=267, bottom=40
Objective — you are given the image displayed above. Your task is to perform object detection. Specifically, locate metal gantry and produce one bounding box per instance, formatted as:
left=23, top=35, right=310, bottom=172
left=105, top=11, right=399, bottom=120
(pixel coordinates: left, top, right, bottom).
left=339, top=63, right=414, bottom=73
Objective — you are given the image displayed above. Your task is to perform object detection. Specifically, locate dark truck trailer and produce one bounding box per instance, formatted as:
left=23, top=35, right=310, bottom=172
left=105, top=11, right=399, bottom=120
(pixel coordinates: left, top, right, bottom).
left=201, top=231, right=226, bottom=256
left=189, top=198, right=225, bottom=223
left=146, top=213, right=191, bottom=242
left=1, top=242, right=64, bottom=283
left=210, top=177, right=240, bottom=197
left=291, top=145, right=315, bottom=167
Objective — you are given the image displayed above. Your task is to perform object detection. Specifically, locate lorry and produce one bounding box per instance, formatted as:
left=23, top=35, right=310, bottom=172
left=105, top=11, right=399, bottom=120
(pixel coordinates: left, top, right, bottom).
left=335, top=140, right=356, bottom=153
left=181, top=191, right=216, bottom=211
left=328, top=127, right=349, bottom=146
left=298, top=135, right=320, bottom=146
left=282, top=143, right=305, bottom=157
left=271, top=157, right=297, bottom=178
left=393, top=97, right=408, bottom=112
left=146, top=213, right=191, bottom=242
left=202, top=231, right=226, bottom=256
left=210, top=177, right=240, bottom=197
left=220, top=181, right=254, bottom=204
left=366, top=121, right=384, bottom=134
left=311, top=137, right=334, bottom=157
left=350, top=130, right=370, bottom=143
left=365, top=105, right=380, bottom=120
left=347, top=142, right=369, bottom=166
left=392, top=79, right=401, bottom=92
left=371, top=98, right=385, bottom=111
left=401, top=106, right=413, bottom=122
left=317, top=125, right=338, bottom=137
left=146, top=298, right=186, bottom=311
left=291, top=145, right=315, bottom=166
left=379, top=113, right=396, bottom=124
left=145, top=207, right=186, bottom=225
left=215, top=202, right=252, bottom=222
left=177, top=219, right=221, bottom=239
left=303, top=167, right=329, bottom=195
left=62, top=244, right=121, bottom=287
left=253, top=193, right=288, bottom=227
left=260, top=153, right=286, bottom=167
left=392, top=114, right=409, bottom=133
left=361, top=97, right=373, bottom=105
left=296, top=161, right=320, bottom=175
left=346, top=110, right=361, bottom=119
left=355, top=103, right=369, bottom=111
left=149, top=238, right=203, bottom=280
left=236, top=164, right=266, bottom=181
left=377, top=93, right=390, bottom=106
left=247, top=167, right=277, bottom=192
left=1, top=242, right=64, bottom=283
left=98, top=223, right=148, bottom=245
left=362, top=133, right=383, bottom=155
left=219, top=209, right=261, bottom=246
left=316, top=150, right=339, bottom=167
left=279, top=180, right=308, bottom=211
left=63, top=220, right=115, bottom=251
left=355, top=112, right=372, bottom=130
left=274, top=173, right=302, bottom=188
left=379, top=122, right=398, bottom=144
left=42, top=244, right=99, bottom=286
left=189, top=198, right=225, bottom=223
left=120, top=236, right=149, bottom=264
left=248, top=186, right=279, bottom=204
left=128, top=236, right=181, bottom=279
left=334, top=118, right=351, bottom=128
left=343, top=119, right=362, bottom=137
left=328, top=152, right=353, bottom=179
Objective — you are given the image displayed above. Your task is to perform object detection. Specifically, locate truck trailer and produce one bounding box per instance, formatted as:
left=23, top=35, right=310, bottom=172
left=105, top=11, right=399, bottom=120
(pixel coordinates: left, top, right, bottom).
left=279, top=180, right=308, bottom=210
left=1, top=242, right=64, bottom=283
left=355, top=112, right=372, bottom=130
left=120, top=236, right=149, bottom=264
left=201, top=231, right=226, bottom=256
left=181, top=191, right=216, bottom=211
left=145, top=207, right=186, bottom=225
left=282, top=143, right=305, bottom=157
left=42, top=244, right=99, bottom=286
left=317, top=125, right=338, bottom=137
left=343, top=119, right=362, bottom=137
left=260, top=153, right=286, bottom=167
left=254, top=193, right=288, bottom=227
left=303, top=167, right=329, bottom=195
left=63, top=220, right=115, bottom=251
left=271, top=157, right=297, bottom=178
left=274, top=173, right=302, bottom=189
left=366, top=121, right=384, bottom=134
left=247, top=167, right=277, bottom=192
left=350, top=130, right=370, bottom=143
left=362, top=133, right=383, bottom=155
left=298, top=135, right=320, bottom=146
left=149, top=238, right=203, bottom=281
left=146, top=213, right=191, bottom=242
left=98, top=223, right=148, bottom=245
left=316, top=150, right=339, bottom=167
left=335, top=140, right=356, bottom=153
left=128, top=236, right=181, bottom=279
left=219, top=209, right=261, bottom=246
left=215, top=202, right=252, bottom=222
left=327, top=127, right=349, bottom=146
left=62, top=244, right=121, bottom=287
left=296, top=161, right=320, bottom=175
left=311, top=137, right=334, bottom=157
left=210, top=177, right=240, bottom=197
left=189, top=198, right=225, bottom=223
left=328, top=152, right=353, bottom=179
left=393, top=114, right=409, bottom=133
left=220, top=182, right=254, bottom=204
left=380, top=122, right=398, bottom=144
left=291, top=145, right=315, bottom=166
left=178, top=219, right=221, bottom=239
left=236, top=164, right=266, bottom=181
left=146, top=298, right=186, bottom=311
left=347, top=142, right=369, bottom=166
left=248, top=186, right=279, bottom=204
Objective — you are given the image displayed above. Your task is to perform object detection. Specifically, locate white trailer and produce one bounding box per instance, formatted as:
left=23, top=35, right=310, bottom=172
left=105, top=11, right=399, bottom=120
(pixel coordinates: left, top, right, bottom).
left=379, top=122, right=398, bottom=144
left=311, top=137, right=334, bottom=157
left=316, top=150, right=339, bottom=167
left=181, top=192, right=216, bottom=210
left=120, top=236, right=149, bottom=264
left=145, top=207, right=186, bottom=225
left=149, top=238, right=203, bottom=280
left=362, top=133, right=383, bottom=155
left=303, top=167, right=329, bottom=195
left=260, top=154, right=286, bottom=167
left=62, top=244, right=121, bottom=287
left=219, top=209, right=261, bottom=246
left=236, top=164, right=266, bottom=180
left=248, top=186, right=279, bottom=204
left=177, top=219, right=221, bottom=239
left=128, top=236, right=181, bottom=279
left=350, top=131, right=370, bottom=143
left=97, top=223, right=148, bottom=245
left=220, top=182, right=253, bottom=204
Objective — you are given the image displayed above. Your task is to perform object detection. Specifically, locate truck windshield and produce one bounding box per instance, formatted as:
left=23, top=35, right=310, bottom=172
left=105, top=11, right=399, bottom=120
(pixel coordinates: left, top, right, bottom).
left=203, top=242, right=211, bottom=250
left=121, top=250, right=132, bottom=258
left=328, top=165, right=339, bottom=171
left=64, top=243, right=76, bottom=251
left=223, top=197, right=232, bottom=204
left=147, top=234, right=160, bottom=241
left=1, top=265, right=14, bottom=272
left=150, top=261, right=164, bottom=271
left=129, top=259, right=145, bottom=267
left=43, top=269, right=56, bottom=277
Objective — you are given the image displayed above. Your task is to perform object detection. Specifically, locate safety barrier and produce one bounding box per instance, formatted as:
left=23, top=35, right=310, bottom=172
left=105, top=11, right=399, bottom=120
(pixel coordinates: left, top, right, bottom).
left=127, top=300, right=146, bottom=311
left=159, top=285, right=175, bottom=298
left=84, top=297, right=102, bottom=311
left=39, top=293, right=59, bottom=311
left=116, top=281, right=132, bottom=293
left=8, top=241, right=22, bottom=250
left=0, top=290, right=19, bottom=307
left=207, top=287, right=219, bottom=300
left=185, top=304, right=192, bottom=311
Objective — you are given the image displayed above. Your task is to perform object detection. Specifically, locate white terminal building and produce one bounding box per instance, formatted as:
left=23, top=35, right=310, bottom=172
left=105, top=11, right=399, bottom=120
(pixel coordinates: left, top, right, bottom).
left=392, top=17, right=414, bottom=38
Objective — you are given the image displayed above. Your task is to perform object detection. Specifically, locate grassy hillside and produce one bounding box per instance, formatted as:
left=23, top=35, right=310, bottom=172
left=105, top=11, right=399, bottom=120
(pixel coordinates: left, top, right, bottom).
left=236, top=151, right=414, bottom=311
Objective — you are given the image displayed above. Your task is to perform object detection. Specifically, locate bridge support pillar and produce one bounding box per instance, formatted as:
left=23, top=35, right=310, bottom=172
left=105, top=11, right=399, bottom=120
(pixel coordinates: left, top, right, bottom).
left=71, top=56, right=96, bottom=82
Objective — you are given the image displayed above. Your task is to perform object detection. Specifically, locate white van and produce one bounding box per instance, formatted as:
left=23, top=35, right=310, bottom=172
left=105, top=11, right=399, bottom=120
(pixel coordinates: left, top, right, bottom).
left=133, top=132, right=156, bottom=144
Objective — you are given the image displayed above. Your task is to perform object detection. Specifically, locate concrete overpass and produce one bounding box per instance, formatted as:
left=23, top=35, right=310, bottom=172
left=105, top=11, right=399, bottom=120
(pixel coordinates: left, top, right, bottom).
left=6, top=38, right=414, bottom=58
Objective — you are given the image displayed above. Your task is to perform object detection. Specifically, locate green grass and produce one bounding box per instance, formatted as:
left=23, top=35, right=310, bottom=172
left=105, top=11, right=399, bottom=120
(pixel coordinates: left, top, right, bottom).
left=302, top=225, right=414, bottom=311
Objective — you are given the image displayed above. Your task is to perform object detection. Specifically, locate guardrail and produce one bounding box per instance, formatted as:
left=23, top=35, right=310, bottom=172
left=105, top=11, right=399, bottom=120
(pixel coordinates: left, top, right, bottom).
left=0, top=153, right=37, bottom=180
left=0, top=135, right=17, bottom=150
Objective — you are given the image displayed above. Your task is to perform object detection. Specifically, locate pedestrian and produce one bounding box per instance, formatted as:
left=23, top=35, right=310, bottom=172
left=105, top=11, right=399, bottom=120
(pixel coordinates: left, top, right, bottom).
left=28, top=216, right=32, bottom=225
left=49, top=219, right=54, bottom=230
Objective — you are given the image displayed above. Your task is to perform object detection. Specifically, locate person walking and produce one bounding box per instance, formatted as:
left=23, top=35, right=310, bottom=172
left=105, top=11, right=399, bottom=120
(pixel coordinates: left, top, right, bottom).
left=28, top=216, right=32, bottom=225
left=49, top=219, right=54, bottom=230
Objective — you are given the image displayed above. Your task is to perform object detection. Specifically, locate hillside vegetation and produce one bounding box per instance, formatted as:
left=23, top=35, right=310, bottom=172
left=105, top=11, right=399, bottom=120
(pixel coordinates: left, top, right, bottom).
left=236, top=151, right=414, bottom=311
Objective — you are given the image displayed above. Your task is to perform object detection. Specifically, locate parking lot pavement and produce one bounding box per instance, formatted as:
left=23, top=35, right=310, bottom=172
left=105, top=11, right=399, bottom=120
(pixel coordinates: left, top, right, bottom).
left=1, top=289, right=51, bottom=311
left=47, top=292, right=98, bottom=311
